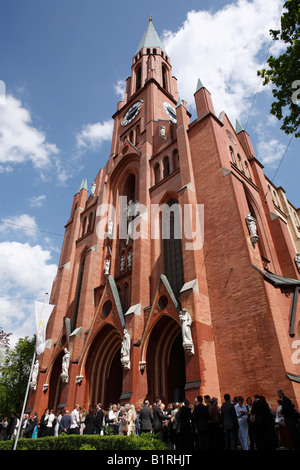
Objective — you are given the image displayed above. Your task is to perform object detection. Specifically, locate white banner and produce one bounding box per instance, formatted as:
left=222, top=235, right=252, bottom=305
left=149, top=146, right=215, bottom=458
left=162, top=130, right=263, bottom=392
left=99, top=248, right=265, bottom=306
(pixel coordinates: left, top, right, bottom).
left=35, top=301, right=54, bottom=356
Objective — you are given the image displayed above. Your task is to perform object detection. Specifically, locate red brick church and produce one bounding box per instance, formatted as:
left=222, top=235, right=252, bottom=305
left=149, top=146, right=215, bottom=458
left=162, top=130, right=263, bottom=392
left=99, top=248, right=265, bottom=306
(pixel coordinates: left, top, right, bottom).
left=28, top=19, right=300, bottom=416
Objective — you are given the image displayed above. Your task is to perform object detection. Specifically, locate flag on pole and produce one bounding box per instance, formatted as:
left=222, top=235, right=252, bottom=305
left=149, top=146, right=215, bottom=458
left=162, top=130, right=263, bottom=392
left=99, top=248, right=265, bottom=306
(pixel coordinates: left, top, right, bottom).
left=35, top=301, right=54, bottom=356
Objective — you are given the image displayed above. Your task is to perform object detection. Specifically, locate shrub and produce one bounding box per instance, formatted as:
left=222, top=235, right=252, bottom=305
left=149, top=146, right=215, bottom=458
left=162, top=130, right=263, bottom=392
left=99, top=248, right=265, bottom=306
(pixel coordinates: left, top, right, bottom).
left=0, top=433, right=168, bottom=451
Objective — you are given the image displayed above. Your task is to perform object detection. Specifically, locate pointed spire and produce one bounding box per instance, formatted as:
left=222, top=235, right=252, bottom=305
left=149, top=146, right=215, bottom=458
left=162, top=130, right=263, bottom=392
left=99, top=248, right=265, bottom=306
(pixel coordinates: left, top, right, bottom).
left=136, top=18, right=166, bottom=54
left=196, top=78, right=204, bottom=92
left=235, top=119, right=244, bottom=133
left=176, top=96, right=183, bottom=108
left=77, top=178, right=88, bottom=193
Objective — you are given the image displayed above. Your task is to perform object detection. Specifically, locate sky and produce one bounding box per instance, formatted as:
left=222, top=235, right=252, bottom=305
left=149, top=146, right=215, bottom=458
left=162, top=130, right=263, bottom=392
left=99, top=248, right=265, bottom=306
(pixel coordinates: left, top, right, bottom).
left=0, top=0, right=299, bottom=346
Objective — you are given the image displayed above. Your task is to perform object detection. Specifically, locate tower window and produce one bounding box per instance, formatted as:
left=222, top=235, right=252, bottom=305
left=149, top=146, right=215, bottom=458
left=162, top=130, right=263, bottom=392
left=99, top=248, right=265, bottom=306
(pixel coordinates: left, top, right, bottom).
left=154, top=162, right=160, bottom=185
left=162, top=199, right=184, bottom=295
left=162, top=65, right=168, bottom=90
left=172, top=149, right=179, bottom=170
left=163, top=156, right=170, bottom=178
left=136, top=65, right=141, bottom=91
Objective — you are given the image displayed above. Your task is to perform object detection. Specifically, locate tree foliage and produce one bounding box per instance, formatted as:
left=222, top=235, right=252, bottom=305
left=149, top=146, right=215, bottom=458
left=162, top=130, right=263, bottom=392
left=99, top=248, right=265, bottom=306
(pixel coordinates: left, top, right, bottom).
left=0, top=336, right=35, bottom=418
left=257, top=0, right=300, bottom=137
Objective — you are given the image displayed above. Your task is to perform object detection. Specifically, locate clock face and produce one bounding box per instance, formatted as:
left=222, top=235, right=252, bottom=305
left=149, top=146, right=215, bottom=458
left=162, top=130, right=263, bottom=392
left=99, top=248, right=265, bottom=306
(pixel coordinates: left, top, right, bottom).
left=121, top=101, right=142, bottom=126
left=163, top=101, right=177, bottom=123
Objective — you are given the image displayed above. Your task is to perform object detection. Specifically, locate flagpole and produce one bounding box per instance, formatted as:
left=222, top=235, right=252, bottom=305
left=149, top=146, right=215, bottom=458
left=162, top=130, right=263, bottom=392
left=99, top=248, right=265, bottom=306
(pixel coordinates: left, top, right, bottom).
left=13, top=292, right=49, bottom=450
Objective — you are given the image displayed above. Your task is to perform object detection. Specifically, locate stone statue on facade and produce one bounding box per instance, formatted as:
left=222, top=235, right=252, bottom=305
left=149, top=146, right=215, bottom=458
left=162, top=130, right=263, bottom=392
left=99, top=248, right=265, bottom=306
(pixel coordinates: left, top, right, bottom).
left=127, top=251, right=133, bottom=269
left=295, top=253, right=300, bottom=273
left=61, top=348, right=70, bottom=383
left=160, top=125, right=167, bottom=141
left=120, top=329, right=131, bottom=369
left=104, top=258, right=110, bottom=275
left=120, top=255, right=126, bottom=273
left=179, top=308, right=194, bottom=355
left=30, top=359, right=39, bottom=390
left=107, top=219, right=114, bottom=237
left=246, top=212, right=259, bottom=244
left=91, top=181, right=96, bottom=197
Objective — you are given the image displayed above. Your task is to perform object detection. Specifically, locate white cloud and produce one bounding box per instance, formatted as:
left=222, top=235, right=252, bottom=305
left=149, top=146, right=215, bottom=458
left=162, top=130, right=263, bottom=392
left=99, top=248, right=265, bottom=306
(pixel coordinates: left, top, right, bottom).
left=0, top=95, right=59, bottom=171
left=0, top=241, right=57, bottom=345
left=76, top=120, right=114, bottom=151
left=0, top=214, right=39, bottom=239
left=162, top=0, right=284, bottom=122
left=114, top=79, right=126, bottom=100
left=257, top=138, right=287, bottom=168
left=30, top=195, right=46, bottom=208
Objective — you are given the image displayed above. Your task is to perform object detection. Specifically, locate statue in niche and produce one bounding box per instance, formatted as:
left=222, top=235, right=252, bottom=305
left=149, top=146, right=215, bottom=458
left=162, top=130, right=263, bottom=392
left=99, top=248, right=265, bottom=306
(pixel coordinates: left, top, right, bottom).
left=30, top=359, right=39, bottom=390
left=61, top=348, right=70, bottom=383
left=104, top=258, right=110, bottom=275
left=121, top=329, right=131, bottom=369
left=179, top=309, right=194, bottom=355
left=120, top=255, right=126, bottom=272
left=295, top=253, right=300, bottom=273
left=246, top=212, right=259, bottom=244
left=91, top=181, right=96, bottom=197
left=107, top=219, right=114, bottom=237
left=127, top=200, right=134, bottom=219
left=127, top=252, right=133, bottom=269
left=160, top=125, right=167, bottom=141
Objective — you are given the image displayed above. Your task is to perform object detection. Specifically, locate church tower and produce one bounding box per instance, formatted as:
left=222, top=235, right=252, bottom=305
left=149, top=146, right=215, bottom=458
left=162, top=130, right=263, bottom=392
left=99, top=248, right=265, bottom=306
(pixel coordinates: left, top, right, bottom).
left=28, top=19, right=300, bottom=417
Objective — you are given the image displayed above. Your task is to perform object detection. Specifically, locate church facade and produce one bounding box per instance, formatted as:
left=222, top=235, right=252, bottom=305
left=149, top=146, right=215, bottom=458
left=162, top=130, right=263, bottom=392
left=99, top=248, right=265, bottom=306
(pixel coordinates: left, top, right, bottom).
left=28, top=19, right=300, bottom=415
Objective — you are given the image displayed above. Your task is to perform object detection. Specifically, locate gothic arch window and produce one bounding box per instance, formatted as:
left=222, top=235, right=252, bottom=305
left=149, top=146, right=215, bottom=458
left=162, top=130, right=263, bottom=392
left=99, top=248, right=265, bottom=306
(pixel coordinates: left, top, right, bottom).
left=237, top=153, right=244, bottom=173
left=163, top=156, right=170, bottom=178
left=87, top=211, right=94, bottom=232
left=129, top=130, right=134, bottom=143
left=162, top=65, right=168, bottom=90
left=121, top=173, right=136, bottom=203
left=121, top=282, right=130, bottom=314
left=230, top=146, right=236, bottom=165
left=82, top=216, right=87, bottom=237
left=136, top=65, right=142, bottom=91
left=172, top=149, right=179, bottom=170
left=73, top=255, right=86, bottom=331
left=136, top=125, right=140, bottom=144
left=244, top=161, right=252, bottom=180
left=162, top=199, right=184, bottom=295
left=154, top=162, right=160, bottom=185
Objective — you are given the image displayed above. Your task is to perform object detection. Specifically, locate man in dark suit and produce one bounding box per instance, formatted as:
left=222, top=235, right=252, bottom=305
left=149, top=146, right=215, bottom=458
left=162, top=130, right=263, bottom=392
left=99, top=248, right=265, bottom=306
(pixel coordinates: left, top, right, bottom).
left=95, top=403, right=104, bottom=435
left=153, top=398, right=166, bottom=440
left=59, top=409, right=71, bottom=434
left=139, top=400, right=153, bottom=433
left=220, top=394, right=239, bottom=450
left=193, top=396, right=210, bottom=450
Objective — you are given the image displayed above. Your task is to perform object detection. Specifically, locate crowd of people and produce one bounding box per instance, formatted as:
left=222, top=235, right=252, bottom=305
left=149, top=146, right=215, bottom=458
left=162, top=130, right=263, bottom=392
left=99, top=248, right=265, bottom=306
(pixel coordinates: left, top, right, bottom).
left=1, top=389, right=300, bottom=450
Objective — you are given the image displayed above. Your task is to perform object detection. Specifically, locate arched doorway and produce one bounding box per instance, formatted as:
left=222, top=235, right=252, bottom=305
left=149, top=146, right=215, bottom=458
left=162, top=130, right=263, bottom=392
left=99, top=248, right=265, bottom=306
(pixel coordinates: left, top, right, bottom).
left=84, top=324, right=123, bottom=408
left=48, top=350, right=64, bottom=411
left=146, top=315, right=186, bottom=403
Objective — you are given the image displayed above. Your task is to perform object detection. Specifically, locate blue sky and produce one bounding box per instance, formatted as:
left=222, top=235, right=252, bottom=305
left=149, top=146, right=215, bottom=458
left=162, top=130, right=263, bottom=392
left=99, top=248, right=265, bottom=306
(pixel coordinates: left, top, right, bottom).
left=0, top=0, right=299, bottom=345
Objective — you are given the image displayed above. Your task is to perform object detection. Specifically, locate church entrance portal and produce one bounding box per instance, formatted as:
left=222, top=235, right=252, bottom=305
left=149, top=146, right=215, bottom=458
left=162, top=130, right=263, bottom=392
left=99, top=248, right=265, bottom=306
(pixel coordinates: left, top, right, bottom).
left=85, top=325, right=123, bottom=408
left=146, top=315, right=186, bottom=404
